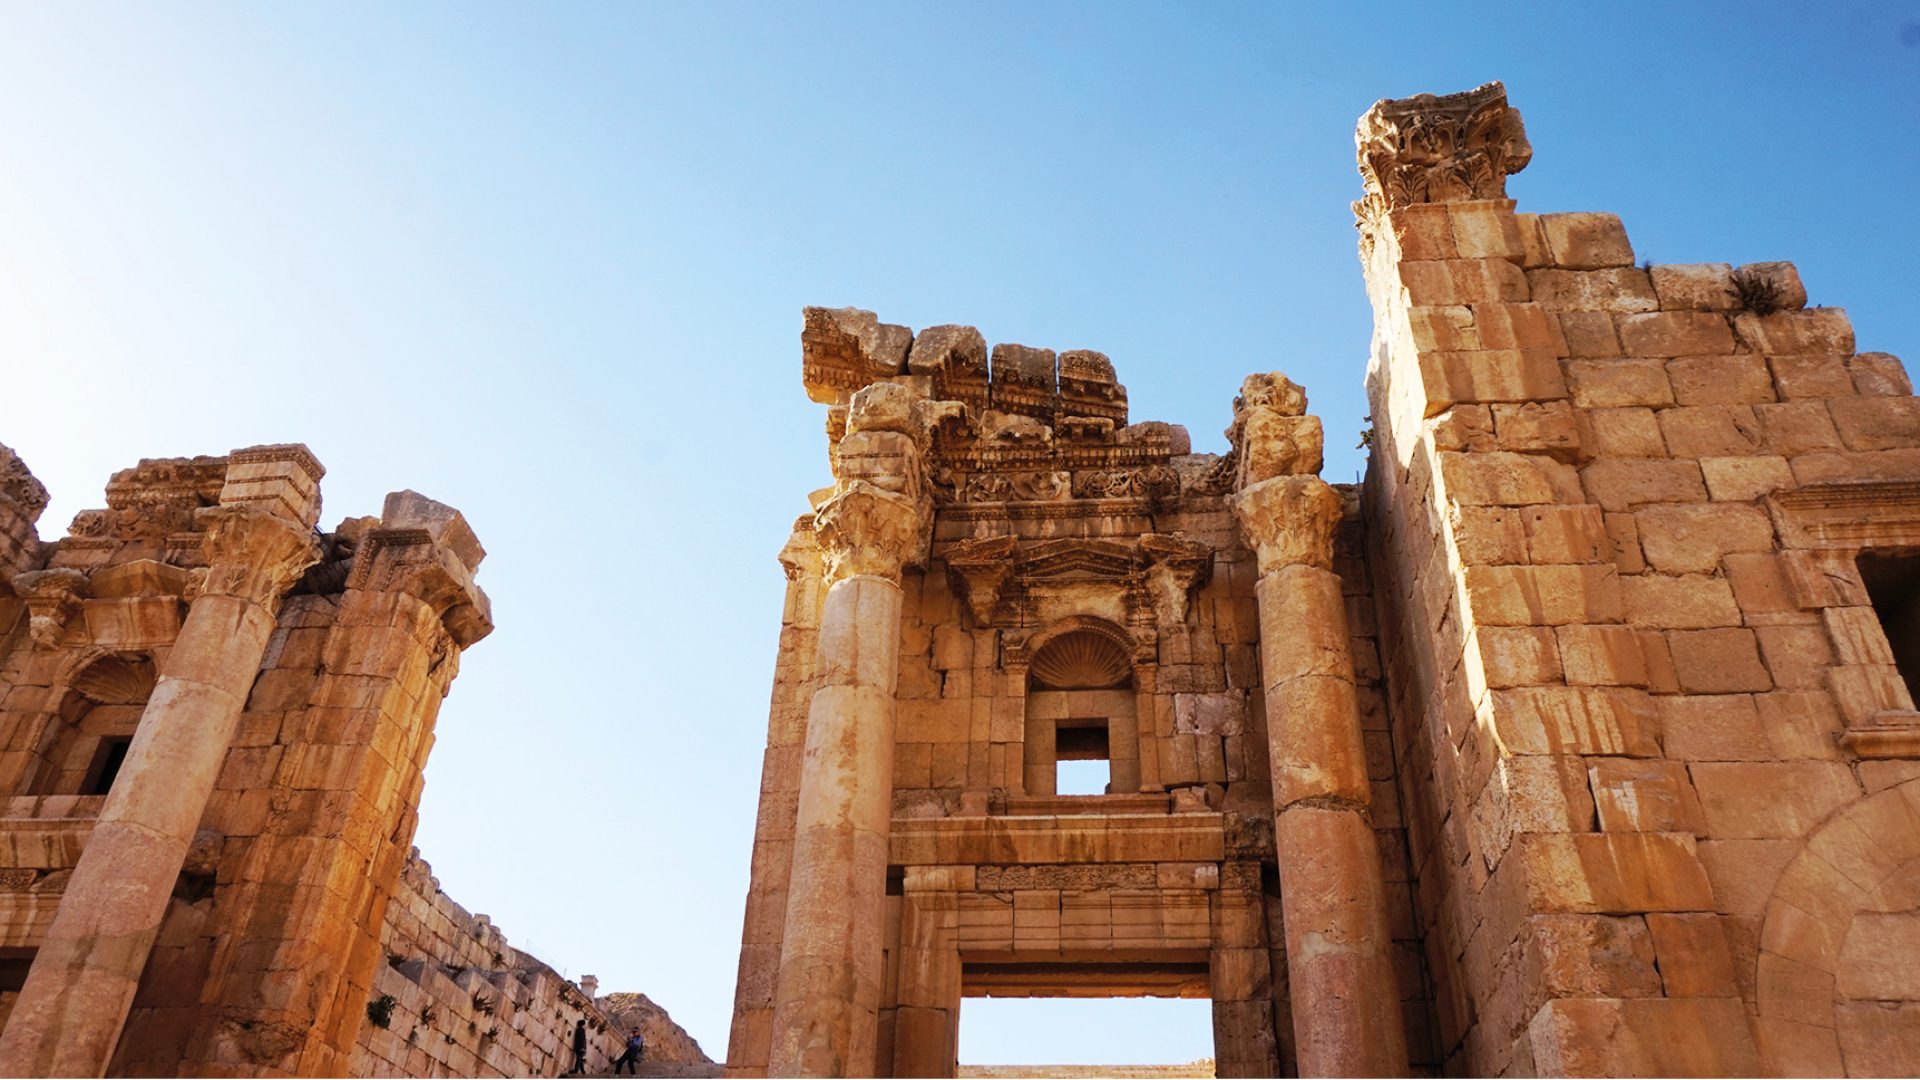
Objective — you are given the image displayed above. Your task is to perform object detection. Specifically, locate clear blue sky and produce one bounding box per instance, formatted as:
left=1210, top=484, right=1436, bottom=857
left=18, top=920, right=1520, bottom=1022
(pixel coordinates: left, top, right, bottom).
left=3, top=1, right=1916, bottom=1066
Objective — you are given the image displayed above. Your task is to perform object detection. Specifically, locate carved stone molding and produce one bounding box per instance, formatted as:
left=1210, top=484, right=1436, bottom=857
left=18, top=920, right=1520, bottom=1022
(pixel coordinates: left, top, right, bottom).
left=1141, top=535, right=1215, bottom=627
left=11, top=569, right=89, bottom=649
left=944, top=535, right=1017, bottom=624
left=1234, top=475, right=1344, bottom=573
left=348, top=529, right=493, bottom=646
left=777, top=519, right=823, bottom=583
left=1841, top=713, right=1920, bottom=759
left=1354, top=81, right=1530, bottom=224
left=1769, top=481, right=1920, bottom=550
left=0, top=443, right=48, bottom=521
left=814, top=481, right=930, bottom=586
left=939, top=533, right=1212, bottom=636
left=193, top=505, right=323, bottom=608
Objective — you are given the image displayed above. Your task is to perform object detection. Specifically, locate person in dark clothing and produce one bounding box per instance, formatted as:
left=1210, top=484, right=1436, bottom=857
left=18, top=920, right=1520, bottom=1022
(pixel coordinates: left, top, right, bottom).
left=568, top=1018, right=588, bottom=1075
left=612, top=1029, right=645, bottom=1075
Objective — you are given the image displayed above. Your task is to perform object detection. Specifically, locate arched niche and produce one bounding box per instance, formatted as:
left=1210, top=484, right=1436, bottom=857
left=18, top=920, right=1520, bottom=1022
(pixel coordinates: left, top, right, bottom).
left=1021, top=617, right=1141, bottom=796
left=1754, top=778, right=1920, bottom=1075
left=27, top=652, right=154, bottom=797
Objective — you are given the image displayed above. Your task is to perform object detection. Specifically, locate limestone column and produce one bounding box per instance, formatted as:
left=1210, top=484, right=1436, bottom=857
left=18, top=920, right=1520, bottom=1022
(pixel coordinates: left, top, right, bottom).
left=769, top=382, right=932, bottom=1078
left=0, top=451, right=321, bottom=1078
left=1231, top=377, right=1406, bottom=1078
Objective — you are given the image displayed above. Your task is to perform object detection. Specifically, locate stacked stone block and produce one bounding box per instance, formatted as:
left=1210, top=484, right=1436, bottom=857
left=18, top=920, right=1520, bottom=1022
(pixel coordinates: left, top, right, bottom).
left=351, top=850, right=626, bottom=1078
left=1360, top=81, right=1920, bottom=1076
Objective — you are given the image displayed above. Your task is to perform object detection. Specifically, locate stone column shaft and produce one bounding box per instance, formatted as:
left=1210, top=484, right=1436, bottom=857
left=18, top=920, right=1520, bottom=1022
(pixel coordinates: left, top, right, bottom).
left=0, top=506, right=316, bottom=1078
left=768, top=573, right=902, bottom=1077
left=766, top=380, right=932, bottom=1077
left=1239, top=473, right=1407, bottom=1078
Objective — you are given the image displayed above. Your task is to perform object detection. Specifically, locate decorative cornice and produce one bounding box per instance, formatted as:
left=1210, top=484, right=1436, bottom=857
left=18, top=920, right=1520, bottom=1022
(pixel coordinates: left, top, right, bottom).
left=346, top=528, right=493, bottom=646
left=1354, top=81, right=1530, bottom=224
left=11, top=569, right=89, bottom=648
left=1769, top=481, right=1920, bottom=550
left=1842, top=712, right=1920, bottom=759
left=0, top=443, right=48, bottom=521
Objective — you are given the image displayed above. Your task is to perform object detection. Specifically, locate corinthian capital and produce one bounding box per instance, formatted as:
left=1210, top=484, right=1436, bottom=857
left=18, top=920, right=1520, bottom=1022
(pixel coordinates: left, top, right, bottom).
left=1234, top=476, right=1343, bottom=574
left=193, top=505, right=322, bottom=606
left=813, top=480, right=929, bottom=585
left=1355, top=81, right=1530, bottom=222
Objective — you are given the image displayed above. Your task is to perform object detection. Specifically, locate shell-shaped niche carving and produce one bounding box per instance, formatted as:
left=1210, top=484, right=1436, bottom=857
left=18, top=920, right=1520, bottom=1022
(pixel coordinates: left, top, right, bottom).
left=1030, top=630, right=1131, bottom=690
left=71, top=654, right=157, bottom=706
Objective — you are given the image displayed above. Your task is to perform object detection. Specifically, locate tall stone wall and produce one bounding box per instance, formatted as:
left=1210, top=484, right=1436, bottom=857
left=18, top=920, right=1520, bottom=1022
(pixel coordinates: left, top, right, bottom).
left=1361, top=81, right=1920, bottom=1076
left=352, top=849, right=641, bottom=1078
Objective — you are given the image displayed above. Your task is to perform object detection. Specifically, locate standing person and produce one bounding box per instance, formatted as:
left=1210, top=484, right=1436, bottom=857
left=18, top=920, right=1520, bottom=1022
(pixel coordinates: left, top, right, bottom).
left=569, top=1018, right=587, bottom=1075
left=612, top=1028, right=645, bottom=1075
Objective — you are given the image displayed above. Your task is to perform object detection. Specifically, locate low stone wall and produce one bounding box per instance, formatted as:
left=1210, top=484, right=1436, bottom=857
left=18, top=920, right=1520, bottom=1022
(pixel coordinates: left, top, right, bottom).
left=350, top=850, right=627, bottom=1077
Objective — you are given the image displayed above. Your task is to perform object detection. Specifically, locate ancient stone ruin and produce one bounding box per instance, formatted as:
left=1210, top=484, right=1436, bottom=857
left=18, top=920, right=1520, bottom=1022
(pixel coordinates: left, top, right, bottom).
left=727, top=82, right=1920, bottom=1077
left=0, top=445, right=711, bottom=1076
left=0, top=78, right=1916, bottom=1079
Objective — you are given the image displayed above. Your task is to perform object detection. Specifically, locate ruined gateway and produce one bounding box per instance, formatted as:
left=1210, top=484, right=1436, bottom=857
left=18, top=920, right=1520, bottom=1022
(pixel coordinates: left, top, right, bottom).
left=724, top=83, right=1920, bottom=1078
left=0, top=444, right=716, bottom=1078
left=0, top=79, right=1914, bottom=1079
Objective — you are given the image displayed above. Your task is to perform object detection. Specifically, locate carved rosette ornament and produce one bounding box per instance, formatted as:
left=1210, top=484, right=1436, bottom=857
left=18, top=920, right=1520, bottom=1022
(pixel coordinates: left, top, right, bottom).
left=10, top=569, right=89, bottom=649
left=1354, top=81, right=1530, bottom=226
left=1234, top=476, right=1343, bottom=574
left=813, top=481, right=929, bottom=585
left=192, top=506, right=323, bottom=607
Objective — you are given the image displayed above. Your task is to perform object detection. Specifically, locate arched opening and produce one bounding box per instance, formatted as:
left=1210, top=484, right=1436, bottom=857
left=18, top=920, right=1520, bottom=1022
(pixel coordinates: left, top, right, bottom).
left=1022, top=623, right=1139, bottom=797
left=30, top=653, right=154, bottom=797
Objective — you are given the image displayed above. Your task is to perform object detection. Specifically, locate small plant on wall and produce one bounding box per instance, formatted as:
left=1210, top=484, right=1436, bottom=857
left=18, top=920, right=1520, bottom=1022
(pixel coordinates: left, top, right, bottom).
left=366, top=994, right=398, bottom=1029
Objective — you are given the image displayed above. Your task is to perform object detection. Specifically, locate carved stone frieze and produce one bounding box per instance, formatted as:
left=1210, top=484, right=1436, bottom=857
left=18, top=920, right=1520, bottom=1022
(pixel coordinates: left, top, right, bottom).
left=938, top=532, right=1212, bottom=635
left=81, top=456, right=229, bottom=544
left=11, top=569, right=89, bottom=648
left=0, top=443, right=48, bottom=520
left=1070, top=466, right=1178, bottom=506
left=1234, top=475, right=1344, bottom=573
left=958, top=471, right=1069, bottom=503
left=1354, top=80, right=1530, bottom=224
left=801, top=306, right=911, bottom=405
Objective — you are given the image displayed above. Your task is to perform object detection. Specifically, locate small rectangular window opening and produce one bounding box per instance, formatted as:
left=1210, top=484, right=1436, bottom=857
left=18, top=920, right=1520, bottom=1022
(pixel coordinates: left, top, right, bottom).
left=1859, top=550, right=1920, bottom=705
left=82, top=737, right=133, bottom=797
left=1055, top=719, right=1110, bottom=796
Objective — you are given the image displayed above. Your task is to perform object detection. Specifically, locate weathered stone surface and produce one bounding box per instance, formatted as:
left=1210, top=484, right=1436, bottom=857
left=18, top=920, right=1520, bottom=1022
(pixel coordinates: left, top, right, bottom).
left=729, top=82, right=1920, bottom=1080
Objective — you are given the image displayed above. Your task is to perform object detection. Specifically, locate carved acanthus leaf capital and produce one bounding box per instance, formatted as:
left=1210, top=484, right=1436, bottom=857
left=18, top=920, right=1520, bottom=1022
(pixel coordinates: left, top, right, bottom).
left=813, top=480, right=930, bottom=585
left=193, top=505, right=323, bottom=607
left=1234, top=476, right=1343, bottom=573
left=1355, top=81, right=1530, bottom=224
left=11, top=569, right=89, bottom=648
